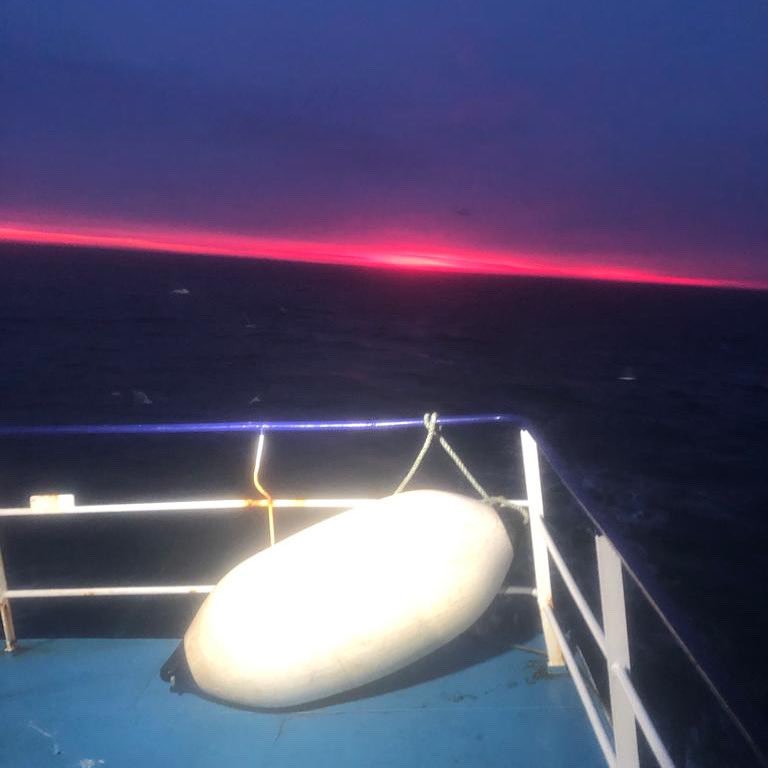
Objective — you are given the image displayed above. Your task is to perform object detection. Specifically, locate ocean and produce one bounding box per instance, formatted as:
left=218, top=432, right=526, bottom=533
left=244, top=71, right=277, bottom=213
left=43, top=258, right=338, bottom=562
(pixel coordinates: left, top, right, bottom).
left=1, top=243, right=766, bottom=765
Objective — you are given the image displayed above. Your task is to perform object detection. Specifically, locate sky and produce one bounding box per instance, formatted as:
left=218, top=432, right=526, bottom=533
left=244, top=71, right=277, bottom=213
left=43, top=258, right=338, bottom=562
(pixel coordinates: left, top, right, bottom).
left=1, top=0, right=767, bottom=287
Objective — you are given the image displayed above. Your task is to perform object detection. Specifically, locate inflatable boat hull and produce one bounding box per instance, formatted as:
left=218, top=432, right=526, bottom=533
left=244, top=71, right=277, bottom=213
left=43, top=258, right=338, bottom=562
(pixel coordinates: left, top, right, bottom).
left=177, top=490, right=514, bottom=708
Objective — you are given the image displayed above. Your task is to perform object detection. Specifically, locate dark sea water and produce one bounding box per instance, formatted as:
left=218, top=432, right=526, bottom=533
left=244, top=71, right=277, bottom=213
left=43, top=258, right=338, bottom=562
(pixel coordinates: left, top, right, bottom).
left=1, top=243, right=767, bottom=765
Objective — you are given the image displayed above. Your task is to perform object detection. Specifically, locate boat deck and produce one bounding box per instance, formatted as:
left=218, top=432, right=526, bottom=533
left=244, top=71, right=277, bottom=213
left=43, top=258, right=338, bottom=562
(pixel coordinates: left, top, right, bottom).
left=1, top=634, right=604, bottom=767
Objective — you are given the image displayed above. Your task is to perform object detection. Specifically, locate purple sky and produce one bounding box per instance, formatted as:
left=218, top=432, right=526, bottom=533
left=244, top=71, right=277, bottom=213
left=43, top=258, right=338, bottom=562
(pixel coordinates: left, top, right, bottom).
left=1, top=1, right=767, bottom=285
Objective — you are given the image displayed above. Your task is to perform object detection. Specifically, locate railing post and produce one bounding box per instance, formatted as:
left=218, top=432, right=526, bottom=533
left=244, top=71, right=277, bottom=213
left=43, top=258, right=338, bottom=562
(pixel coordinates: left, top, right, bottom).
left=596, top=534, right=639, bottom=768
left=0, top=542, right=17, bottom=652
left=521, top=430, right=564, bottom=667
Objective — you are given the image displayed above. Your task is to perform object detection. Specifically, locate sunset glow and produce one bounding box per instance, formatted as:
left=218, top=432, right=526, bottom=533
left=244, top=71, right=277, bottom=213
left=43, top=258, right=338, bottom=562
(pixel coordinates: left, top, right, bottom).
left=1, top=218, right=765, bottom=291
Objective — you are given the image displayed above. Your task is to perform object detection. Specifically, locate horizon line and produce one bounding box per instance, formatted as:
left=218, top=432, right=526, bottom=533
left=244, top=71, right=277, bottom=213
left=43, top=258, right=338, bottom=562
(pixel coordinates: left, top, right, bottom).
left=1, top=220, right=766, bottom=292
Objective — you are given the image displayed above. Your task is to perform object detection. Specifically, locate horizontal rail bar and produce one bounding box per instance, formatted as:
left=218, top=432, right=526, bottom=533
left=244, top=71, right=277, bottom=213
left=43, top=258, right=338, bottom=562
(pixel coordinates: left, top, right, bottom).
left=6, top=585, right=214, bottom=598
left=0, top=497, right=531, bottom=518
left=6, top=584, right=526, bottom=599
left=0, top=498, right=378, bottom=517
left=0, top=413, right=523, bottom=437
left=542, top=604, right=616, bottom=768
left=612, top=662, right=675, bottom=768
left=540, top=520, right=607, bottom=657
left=501, top=586, right=537, bottom=596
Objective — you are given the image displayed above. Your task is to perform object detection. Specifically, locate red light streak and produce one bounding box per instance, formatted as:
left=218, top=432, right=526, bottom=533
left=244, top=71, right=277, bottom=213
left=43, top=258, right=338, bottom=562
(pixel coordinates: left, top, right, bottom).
left=0, top=217, right=764, bottom=290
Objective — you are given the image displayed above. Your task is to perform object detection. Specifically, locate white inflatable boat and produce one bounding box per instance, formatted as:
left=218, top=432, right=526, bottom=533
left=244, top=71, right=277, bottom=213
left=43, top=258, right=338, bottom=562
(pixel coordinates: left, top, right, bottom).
left=166, top=490, right=514, bottom=708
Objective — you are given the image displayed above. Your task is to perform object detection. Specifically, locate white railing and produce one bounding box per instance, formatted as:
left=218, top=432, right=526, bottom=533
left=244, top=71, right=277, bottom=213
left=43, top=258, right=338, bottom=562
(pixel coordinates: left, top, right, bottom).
left=521, top=430, right=674, bottom=768
left=0, top=425, right=677, bottom=768
left=0, top=496, right=377, bottom=647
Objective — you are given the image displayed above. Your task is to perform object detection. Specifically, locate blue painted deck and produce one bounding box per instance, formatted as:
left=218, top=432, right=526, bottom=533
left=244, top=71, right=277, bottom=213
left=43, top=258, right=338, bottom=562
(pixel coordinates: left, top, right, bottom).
left=1, top=636, right=604, bottom=768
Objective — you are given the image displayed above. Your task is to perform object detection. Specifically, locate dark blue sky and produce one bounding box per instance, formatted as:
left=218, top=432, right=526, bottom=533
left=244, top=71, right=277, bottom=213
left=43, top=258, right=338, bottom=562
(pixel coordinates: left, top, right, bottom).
left=1, top=1, right=767, bottom=284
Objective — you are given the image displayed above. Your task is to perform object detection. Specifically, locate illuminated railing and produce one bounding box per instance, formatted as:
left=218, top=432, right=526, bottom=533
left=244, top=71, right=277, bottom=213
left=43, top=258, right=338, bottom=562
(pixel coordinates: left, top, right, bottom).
left=0, top=414, right=755, bottom=767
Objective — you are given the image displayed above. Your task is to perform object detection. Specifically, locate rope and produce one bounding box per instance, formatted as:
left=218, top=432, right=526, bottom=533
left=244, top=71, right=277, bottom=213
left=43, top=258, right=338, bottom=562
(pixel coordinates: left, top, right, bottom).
left=434, top=426, right=491, bottom=500
left=394, top=412, right=529, bottom=524
left=393, top=413, right=438, bottom=494
left=253, top=431, right=276, bottom=547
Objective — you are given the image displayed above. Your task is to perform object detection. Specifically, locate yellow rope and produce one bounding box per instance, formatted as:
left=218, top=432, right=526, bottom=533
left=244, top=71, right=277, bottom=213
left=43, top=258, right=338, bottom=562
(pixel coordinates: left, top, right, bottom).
left=253, top=432, right=276, bottom=547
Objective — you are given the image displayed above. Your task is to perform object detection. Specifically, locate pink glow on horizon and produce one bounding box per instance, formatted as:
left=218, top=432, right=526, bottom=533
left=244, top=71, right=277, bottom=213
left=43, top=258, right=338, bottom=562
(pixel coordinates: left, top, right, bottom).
left=0, top=219, right=765, bottom=291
